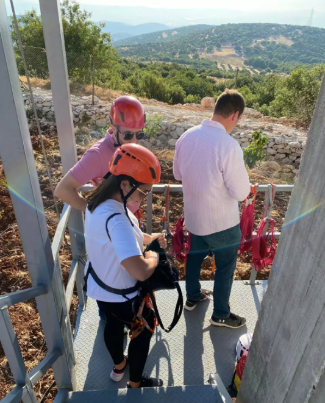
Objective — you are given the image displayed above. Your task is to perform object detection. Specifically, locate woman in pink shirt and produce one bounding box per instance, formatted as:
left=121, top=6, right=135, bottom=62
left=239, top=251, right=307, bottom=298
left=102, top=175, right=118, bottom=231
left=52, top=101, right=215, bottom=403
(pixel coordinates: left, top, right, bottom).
left=54, top=96, right=147, bottom=214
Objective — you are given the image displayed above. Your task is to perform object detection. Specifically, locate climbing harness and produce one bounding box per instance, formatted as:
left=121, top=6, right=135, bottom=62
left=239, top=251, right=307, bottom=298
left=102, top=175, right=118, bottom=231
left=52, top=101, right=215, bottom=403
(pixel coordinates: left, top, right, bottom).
left=171, top=216, right=191, bottom=263
left=84, top=215, right=183, bottom=339
left=129, top=295, right=158, bottom=340
left=239, top=184, right=258, bottom=256
left=140, top=238, right=183, bottom=333
left=251, top=184, right=277, bottom=271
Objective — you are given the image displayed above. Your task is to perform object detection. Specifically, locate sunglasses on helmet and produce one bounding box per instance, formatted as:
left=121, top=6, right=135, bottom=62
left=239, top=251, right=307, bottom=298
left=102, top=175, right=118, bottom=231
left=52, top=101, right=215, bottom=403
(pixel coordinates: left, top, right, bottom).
left=118, top=128, right=145, bottom=141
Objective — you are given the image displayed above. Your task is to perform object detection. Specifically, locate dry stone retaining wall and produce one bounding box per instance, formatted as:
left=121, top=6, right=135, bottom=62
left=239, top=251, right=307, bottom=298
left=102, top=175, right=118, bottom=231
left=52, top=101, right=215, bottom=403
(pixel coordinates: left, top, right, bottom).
left=23, top=90, right=306, bottom=170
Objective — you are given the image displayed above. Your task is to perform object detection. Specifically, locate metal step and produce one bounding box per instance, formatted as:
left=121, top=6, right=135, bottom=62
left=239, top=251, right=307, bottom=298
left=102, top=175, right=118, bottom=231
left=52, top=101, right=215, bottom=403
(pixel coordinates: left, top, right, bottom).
left=56, top=384, right=231, bottom=403
left=74, top=280, right=267, bottom=391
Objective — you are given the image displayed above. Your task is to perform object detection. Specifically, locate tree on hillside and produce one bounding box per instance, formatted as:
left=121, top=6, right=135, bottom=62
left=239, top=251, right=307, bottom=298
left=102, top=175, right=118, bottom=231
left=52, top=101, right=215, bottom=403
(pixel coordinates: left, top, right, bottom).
left=12, top=0, right=121, bottom=86
left=270, top=65, right=325, bottom=124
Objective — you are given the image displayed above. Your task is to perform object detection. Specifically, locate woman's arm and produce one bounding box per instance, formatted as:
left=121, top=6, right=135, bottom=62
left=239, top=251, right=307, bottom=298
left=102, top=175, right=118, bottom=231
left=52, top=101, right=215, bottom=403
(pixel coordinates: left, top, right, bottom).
left=121, top=251, right=158, bottom=282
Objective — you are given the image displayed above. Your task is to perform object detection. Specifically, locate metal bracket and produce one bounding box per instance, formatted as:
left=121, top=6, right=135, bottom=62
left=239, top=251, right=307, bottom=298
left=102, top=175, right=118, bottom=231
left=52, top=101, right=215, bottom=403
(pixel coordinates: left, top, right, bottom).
left=244, top=267, right=261, bottom=285
left=208, top=373, right=233, bottom=403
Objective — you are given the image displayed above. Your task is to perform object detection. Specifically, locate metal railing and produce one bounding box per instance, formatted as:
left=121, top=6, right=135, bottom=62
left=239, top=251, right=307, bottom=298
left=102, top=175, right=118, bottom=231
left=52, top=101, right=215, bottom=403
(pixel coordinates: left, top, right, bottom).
left=0, top=203, right=85, bottom=403
left=81, top=183, right=294, bottom=285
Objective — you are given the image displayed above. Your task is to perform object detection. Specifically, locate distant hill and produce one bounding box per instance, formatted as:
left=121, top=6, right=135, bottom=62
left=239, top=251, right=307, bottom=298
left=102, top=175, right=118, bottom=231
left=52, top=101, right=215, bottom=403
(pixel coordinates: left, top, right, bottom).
left=114, top=24, right=214, bottom=46
left=98, top=21, right=172, bottom=42
left=116, top=23, right=325, bottom=72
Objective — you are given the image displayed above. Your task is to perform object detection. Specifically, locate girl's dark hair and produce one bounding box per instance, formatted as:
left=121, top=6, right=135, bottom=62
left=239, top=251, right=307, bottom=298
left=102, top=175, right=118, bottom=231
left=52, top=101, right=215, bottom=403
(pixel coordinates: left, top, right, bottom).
left=87, top=174, right=139, bottom=213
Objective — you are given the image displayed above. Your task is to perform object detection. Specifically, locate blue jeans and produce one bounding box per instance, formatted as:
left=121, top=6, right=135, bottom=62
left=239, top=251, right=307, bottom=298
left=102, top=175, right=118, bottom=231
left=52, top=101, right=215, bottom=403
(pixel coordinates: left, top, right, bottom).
left=185, top=224, right=241, bottom=318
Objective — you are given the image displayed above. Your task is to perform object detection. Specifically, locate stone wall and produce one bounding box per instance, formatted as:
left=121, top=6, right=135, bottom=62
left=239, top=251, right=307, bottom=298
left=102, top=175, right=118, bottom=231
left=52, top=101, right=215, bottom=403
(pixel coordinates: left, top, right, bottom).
left=140, top=119, right=305, bottom=170
left=23, top=90, right=306, bottom=171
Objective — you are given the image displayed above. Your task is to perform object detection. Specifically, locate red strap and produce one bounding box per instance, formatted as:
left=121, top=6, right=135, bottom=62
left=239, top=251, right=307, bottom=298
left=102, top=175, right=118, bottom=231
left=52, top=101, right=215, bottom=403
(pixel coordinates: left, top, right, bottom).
left=171, top=216, right=191, bottom=262
left=252, top=218, right=277, bottom=271
left=239, top=185, right=258, bottom=255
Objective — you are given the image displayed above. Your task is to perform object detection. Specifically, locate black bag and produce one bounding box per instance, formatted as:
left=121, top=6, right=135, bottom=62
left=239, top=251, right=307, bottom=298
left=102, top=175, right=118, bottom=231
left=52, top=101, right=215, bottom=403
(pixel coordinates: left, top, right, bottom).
left=141, top=238, right=183, bottom=333
left=141, top=238, right=179, bottom=293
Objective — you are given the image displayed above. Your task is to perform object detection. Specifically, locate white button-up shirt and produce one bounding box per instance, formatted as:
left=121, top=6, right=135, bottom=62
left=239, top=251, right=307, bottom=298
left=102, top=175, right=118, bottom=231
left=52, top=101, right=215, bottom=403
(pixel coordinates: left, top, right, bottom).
left=173, top=120, right=250, bottom=236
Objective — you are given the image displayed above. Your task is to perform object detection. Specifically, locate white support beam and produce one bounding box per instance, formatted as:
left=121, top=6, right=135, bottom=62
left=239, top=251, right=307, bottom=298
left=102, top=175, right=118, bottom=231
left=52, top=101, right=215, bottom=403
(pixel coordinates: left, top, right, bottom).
left=38, top=0, right=77, bottom=174
left=238, top=75, right=325, bottom=403
left=0, top=0, right=75, bottom=390
left=39, top=0, right=86, bottom=306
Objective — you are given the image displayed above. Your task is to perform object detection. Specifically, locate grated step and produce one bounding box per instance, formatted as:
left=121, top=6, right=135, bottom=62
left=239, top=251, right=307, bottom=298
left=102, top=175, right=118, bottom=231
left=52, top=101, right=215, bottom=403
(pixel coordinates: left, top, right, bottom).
left=74, top=280, right=267, bottom=391
left=62, top=384, right=230, bottom=403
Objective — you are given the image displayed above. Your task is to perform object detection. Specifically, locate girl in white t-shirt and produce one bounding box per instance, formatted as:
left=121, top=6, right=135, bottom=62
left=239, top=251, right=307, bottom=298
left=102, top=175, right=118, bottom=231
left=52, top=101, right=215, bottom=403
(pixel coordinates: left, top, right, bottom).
left=85, top=144, right=166, bottom=389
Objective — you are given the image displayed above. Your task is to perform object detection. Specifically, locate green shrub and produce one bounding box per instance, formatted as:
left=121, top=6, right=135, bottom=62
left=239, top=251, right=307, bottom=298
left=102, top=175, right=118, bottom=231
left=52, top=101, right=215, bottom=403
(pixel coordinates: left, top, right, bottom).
left=243, top=129, right=269, bottom=168
left=25, top=105, right=34, bottom=119
left=258, top=104, right=270, bottom=116
left=144, top=114, right=163, bottom=138
left=168, top=84, right=186, bottom=104
left=184, top=94, right=201, bottom=104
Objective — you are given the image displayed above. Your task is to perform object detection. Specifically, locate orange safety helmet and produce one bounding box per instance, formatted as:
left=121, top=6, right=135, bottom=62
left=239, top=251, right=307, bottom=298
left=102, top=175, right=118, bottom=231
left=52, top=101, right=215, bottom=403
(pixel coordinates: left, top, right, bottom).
left=110, top=96, right=146, bottom=129
left=109, top=144, right=161, bottom=184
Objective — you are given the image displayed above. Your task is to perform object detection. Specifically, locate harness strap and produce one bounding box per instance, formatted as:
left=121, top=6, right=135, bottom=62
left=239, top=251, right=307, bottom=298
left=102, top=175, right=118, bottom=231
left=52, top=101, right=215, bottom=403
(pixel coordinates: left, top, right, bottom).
left=105, top=213, right=122, bottom=240
left=148, top=282, right=183, bottom=333
left=84, top=262, right=139, bottom=296
left=84, top=212, right=139, bottom=296
left=252, top=218, right=277, bottom=272
left=171, top=216, right=191, bottom=262
left=239, top=184, right=258, bottom=255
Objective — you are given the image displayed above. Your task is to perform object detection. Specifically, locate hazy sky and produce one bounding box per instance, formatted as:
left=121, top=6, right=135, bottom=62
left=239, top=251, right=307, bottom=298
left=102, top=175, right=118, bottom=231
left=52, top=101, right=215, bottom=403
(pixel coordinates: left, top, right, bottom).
left=6, top=0, right=325, bottom=28
left=12, top=0, right=325, bottom=12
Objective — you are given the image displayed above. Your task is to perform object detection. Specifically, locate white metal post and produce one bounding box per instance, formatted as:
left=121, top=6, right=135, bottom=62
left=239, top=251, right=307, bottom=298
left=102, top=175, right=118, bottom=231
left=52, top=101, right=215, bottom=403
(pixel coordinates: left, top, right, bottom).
left=238, top=75, right=325, bottom=403
left=0, top=0, right=75, bottom=390
left=39, top=0, right=86, bottom=305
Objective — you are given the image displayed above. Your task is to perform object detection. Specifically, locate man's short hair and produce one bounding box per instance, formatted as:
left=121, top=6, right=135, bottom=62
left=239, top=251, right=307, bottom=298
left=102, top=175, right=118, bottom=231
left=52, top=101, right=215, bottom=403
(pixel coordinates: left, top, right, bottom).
left=214, top=89, right=245, bottom=118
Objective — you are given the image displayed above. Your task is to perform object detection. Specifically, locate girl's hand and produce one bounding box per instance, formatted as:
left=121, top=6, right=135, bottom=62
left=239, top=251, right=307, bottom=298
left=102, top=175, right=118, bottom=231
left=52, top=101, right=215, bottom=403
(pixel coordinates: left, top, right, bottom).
left=144, top=250, right=159, bottom=265
left=156, top=233, right=167, bottom=249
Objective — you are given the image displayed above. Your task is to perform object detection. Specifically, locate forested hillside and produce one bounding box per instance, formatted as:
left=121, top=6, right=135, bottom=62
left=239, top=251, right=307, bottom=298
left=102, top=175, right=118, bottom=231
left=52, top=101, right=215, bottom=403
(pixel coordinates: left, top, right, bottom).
left=116, top=23, right=325, bottom=73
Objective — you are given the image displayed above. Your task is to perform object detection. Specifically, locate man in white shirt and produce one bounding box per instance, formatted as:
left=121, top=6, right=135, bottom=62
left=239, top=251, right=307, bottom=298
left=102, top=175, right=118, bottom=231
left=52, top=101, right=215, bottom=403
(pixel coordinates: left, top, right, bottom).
left=173, top=89, right=250, bottom=329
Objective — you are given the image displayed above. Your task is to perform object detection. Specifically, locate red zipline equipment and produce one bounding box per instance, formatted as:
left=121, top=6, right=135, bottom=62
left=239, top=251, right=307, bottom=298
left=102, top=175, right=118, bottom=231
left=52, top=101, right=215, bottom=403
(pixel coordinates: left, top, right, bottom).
left=251, top=184, right=277, bottom=272
left=239, top=185, right=258, bottom=256
left=159, top=184, right=191, bottom=268
left=171, top=216, right=191, bottom=263
left=252, top=217, right=277, bottom=272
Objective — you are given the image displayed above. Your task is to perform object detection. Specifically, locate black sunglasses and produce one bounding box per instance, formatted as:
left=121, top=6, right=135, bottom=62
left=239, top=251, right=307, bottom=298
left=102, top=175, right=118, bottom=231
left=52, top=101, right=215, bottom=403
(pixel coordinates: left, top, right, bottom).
left=118, top=128, right=145, bottom=141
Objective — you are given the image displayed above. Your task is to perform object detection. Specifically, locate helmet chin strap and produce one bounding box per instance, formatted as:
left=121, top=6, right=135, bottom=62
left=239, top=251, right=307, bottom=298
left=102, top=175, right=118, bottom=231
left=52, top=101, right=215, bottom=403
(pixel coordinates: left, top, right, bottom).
left=114, top=130, right=121, bottom=147
left=111, top=121, right=121, bottom=147
left=119, top=184, right=140, bottom=226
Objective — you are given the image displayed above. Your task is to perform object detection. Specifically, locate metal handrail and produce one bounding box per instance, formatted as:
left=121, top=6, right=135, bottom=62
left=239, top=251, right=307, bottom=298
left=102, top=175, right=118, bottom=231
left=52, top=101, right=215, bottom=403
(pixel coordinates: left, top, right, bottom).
left=0, top=285, right=47, bottom=309
left=80, top=183, right=294, bottom=236
left=0, top=203, right=76, bottom=403
left=29, top=349, right=62, bottom=385
left=51, top=204, right=71, bottom=264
